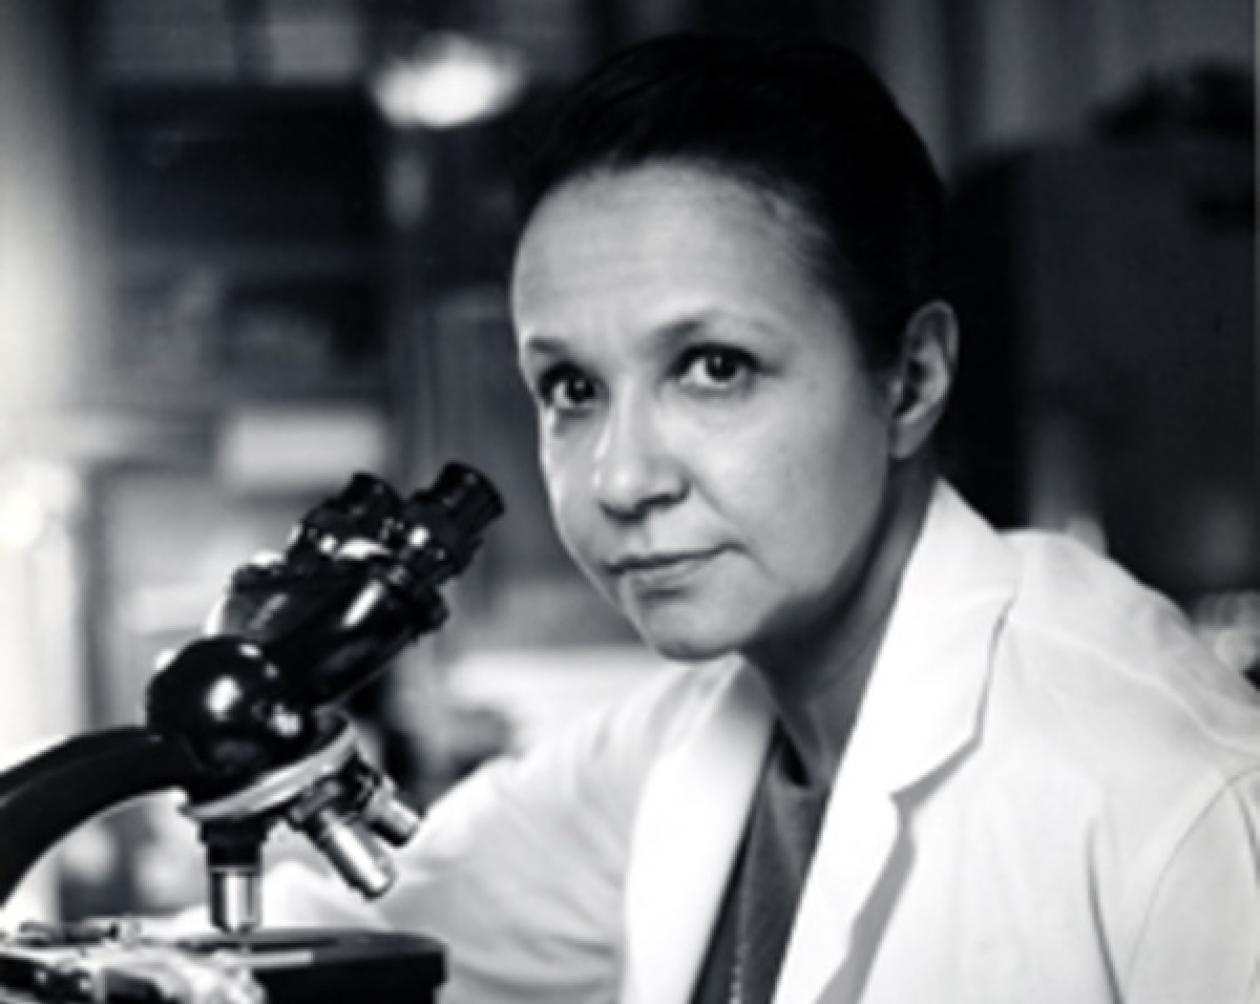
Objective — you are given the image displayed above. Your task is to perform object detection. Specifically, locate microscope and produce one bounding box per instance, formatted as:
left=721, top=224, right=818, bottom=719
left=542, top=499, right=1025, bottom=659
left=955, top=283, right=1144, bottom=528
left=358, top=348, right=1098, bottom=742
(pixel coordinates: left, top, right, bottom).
left=0, top=463, right=503, bottom=1003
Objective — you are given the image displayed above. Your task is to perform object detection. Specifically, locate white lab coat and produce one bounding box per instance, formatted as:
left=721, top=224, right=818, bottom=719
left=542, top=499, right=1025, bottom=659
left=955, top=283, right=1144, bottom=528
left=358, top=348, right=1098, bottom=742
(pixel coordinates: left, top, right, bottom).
left=263, top=484, right=1260, bottom=1003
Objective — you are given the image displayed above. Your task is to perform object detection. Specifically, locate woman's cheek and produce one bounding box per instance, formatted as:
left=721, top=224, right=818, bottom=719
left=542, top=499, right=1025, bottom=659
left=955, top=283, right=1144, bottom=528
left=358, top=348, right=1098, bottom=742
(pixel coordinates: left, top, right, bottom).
left=540, top=451, right=592, bottom=562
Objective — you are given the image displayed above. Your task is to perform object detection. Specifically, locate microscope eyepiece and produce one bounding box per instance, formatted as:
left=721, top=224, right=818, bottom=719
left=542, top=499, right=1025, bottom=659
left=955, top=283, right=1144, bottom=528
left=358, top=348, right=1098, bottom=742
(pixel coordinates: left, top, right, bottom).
left=422, top=462, right=504, bottom=542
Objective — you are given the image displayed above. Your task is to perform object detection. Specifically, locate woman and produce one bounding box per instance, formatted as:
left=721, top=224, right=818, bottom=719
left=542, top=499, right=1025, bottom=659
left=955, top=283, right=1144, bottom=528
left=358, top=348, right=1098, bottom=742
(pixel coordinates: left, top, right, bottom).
left=266, top=35, right=1260, bottom=1002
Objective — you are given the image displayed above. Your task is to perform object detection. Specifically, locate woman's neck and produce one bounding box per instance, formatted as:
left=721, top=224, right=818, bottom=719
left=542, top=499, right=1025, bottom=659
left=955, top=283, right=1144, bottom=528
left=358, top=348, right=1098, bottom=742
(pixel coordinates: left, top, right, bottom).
left=745, top=462, right=936, bottom=790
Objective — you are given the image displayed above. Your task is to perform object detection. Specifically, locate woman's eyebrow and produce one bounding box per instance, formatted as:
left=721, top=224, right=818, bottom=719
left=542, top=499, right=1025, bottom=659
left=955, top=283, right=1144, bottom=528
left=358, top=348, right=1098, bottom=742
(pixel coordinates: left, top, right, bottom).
left=643, top=312, right=747, bottom=352
left=517, top=310, right=760, bottom=367
left=652, top=311, right=775, bottom=348
left=517, top=334, right=571, bottom=371
left=654, top=314, right=712, bottom=343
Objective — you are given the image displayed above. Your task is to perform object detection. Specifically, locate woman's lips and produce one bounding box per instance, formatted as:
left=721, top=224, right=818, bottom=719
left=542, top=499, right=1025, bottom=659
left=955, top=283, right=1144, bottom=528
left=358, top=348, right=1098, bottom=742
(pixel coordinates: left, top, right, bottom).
left=606, top=548, right=723, bottom=592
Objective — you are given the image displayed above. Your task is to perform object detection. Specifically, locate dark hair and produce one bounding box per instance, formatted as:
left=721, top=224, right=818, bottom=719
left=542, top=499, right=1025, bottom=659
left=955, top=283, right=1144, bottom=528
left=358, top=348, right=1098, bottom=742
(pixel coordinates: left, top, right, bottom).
left=515, top=33, right=945, bottom=371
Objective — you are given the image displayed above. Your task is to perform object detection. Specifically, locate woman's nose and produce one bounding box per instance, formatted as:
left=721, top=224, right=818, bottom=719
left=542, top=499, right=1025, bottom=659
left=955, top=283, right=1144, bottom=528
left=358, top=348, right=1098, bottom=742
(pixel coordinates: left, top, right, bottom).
left=591, top=400, right=684, bottom=520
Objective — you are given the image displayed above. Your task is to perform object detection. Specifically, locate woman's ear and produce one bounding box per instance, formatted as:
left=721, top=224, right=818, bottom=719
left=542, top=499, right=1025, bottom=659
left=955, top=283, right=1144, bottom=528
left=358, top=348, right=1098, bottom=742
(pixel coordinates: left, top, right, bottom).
left=886, top=300, right=959, bottom=460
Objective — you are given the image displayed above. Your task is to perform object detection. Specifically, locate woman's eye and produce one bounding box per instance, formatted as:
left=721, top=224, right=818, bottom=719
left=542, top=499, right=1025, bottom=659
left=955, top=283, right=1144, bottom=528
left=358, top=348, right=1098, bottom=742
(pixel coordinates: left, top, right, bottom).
left=536, top=364, right=598, bottom=413
left=678, top=346, right=757, bottom=392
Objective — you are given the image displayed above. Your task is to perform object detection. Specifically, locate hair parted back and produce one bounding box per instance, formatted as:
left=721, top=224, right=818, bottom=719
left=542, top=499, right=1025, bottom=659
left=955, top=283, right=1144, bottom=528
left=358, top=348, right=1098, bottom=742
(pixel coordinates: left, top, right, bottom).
left=515, top=33, right=946, bottom=370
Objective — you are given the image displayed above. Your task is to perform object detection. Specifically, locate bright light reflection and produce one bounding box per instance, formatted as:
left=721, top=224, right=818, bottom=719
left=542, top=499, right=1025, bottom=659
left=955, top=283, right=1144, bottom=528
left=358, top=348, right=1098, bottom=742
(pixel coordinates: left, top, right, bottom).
left=206, top=675, right=244, bottom=716
left=372, top=33, right=526, bottom=129
left=0, top=460, right=78, bottom=553
left=0, top=487, right=47, bottom=553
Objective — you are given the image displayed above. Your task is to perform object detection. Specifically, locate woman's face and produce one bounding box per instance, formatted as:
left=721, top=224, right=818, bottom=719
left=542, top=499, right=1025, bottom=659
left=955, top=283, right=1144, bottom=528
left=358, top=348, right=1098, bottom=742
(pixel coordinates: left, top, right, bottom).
left=511, top=164, right=897, bottom=661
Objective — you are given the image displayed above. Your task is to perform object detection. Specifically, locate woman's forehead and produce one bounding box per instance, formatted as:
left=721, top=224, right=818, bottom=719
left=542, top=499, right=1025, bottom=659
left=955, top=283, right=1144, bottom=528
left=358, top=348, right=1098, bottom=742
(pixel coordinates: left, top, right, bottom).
left=511, top=164, right=827, bottom=307
left=511, top=163, right=863, bottom=372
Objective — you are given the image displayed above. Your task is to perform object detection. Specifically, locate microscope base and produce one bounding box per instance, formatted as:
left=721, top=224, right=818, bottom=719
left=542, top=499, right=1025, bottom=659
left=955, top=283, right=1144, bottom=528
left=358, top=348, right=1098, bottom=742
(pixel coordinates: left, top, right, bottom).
left=0, top=925, right=444, bottom=1004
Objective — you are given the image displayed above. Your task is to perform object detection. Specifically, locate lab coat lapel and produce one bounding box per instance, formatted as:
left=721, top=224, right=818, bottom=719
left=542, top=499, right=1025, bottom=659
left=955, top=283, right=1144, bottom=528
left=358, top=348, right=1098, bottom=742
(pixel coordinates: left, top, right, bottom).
left=776, top=484, right=1019, bottom=1004
left=621, top=664, right=774, bottom=1004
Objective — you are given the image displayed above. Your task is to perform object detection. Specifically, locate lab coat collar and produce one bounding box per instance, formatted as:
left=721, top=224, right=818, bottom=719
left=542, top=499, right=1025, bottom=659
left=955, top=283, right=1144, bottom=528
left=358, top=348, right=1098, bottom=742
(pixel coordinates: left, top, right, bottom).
left=839, top=481, right=1019, bottom=795
left=621, top=482, right=1019, bottom=1004
left=621, top=663, right=775, bottom=1004
left=776, top=482, right=1019, bottom=1003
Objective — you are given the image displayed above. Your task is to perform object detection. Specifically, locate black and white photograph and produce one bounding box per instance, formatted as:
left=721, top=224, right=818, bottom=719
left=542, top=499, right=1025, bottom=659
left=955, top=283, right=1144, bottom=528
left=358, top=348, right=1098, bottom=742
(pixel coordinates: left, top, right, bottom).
left=0, top=2, right=1255, bottom=1001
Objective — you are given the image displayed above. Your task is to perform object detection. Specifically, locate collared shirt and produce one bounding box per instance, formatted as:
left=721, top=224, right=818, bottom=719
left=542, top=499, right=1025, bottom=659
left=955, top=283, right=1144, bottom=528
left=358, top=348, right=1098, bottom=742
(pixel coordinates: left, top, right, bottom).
left=262, top=483, right=1260, bottom=1003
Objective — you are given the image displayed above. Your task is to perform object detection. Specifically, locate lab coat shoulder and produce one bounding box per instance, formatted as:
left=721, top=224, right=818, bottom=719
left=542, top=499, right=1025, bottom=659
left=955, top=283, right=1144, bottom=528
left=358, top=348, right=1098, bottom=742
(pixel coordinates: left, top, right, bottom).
left=991, top=526, right=1260, bottom=813
left=976, top=529, right=1260, bottom=1000
left=264, top=657, right=737, bottom=1002
left=837, top=490, right=1260, bottom=1003
left=399, top=654, right=734, bottom=909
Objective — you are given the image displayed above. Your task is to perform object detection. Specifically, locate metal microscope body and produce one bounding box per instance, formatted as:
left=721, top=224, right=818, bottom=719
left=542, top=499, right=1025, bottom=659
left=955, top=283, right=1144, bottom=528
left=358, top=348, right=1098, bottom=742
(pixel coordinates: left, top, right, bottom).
left=0, top=464, right=503, bottom=936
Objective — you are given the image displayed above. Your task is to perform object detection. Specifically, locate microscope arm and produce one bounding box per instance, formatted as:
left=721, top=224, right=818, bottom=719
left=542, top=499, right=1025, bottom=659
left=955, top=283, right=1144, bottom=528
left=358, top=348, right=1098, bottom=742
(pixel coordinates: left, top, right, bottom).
left=0, top=726, right=192, bottom=907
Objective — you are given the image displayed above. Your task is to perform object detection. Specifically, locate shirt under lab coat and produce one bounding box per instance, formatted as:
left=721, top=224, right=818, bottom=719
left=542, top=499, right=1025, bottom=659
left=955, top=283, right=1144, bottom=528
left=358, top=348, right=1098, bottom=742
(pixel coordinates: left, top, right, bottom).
left=262, top=483, right=1260, bottom=1003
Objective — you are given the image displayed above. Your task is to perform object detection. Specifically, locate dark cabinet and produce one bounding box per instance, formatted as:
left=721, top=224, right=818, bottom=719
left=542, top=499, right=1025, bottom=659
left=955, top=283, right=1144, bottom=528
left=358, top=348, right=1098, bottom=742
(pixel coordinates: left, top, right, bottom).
left=948, top=137, right=1255, bottom=598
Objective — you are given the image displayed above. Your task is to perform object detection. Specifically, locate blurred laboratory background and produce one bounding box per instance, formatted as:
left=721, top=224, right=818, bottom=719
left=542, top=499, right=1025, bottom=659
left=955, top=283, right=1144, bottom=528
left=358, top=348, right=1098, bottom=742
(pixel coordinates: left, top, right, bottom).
left=0, top=0, right=1254, bottom=921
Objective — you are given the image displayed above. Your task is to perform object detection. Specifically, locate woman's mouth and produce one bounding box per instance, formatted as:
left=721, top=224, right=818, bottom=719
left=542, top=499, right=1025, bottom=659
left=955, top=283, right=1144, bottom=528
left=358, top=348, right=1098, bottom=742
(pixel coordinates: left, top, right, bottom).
left=605, top=548, right=723, bottom=593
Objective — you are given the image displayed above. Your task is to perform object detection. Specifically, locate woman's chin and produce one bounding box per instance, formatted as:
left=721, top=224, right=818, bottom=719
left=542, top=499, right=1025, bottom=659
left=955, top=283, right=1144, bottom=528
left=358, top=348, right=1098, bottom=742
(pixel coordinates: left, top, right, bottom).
left=629, top=609, right=744, bottom=663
